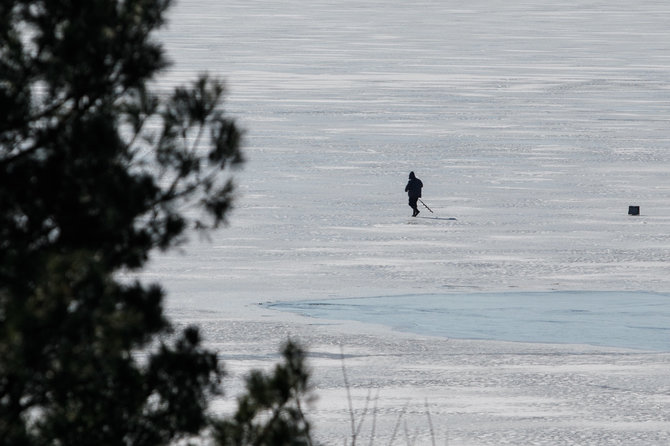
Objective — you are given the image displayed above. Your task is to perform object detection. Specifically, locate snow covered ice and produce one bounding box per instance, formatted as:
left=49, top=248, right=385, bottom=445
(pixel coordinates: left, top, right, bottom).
left=143, top=0, right=670, bottom=444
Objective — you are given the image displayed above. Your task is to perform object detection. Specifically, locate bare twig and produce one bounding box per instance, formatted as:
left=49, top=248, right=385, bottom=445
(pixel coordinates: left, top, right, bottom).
left=403, top=420, right=420, bottom=446
left=425, top=399, right=436, bottom=446
left=340, top=346, right=357, bottom=446
left=388, top=401, right=409, bottom=446
left=407, top=420, right=421, bottom=446
left=367, top=389, right=380, bottom=446
left=354, top=388, right=373, bottom=440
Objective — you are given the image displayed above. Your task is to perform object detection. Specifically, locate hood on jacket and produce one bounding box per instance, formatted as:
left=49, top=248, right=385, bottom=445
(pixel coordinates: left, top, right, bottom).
left=409, top=171, right=415, bottom=179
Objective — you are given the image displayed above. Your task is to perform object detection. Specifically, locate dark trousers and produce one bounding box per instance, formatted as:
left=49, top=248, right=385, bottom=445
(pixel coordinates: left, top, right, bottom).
left=408, top=196, right=419, bottom=213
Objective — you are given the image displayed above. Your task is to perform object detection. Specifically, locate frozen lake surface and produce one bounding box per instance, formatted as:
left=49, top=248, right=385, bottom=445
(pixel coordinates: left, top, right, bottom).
left=269, top=291, right=670, bottom=351
left=146, top=0, right=670, bottom=443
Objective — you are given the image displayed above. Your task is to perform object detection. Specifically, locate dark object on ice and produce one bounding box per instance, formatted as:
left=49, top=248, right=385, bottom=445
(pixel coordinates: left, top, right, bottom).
left=405, top=171, right=423, bottom=217
left=628, top=206, right=640, bottom=215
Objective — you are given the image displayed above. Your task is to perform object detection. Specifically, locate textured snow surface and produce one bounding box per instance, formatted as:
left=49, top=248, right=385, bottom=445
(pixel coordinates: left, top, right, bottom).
left=143, top=0, right=670, bottom=443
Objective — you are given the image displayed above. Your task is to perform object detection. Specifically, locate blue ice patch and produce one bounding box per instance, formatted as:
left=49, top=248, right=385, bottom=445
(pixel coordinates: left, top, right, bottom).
left=267, top=291, right=670, bottom=351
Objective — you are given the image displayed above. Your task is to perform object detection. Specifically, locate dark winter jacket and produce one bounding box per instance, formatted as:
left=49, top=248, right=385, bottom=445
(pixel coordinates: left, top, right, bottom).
left=405, top=172, right=423, bottom=198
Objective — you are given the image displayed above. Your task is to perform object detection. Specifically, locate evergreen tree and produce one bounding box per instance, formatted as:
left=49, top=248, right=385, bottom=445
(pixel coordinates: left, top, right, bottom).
left=0, top=1, right=315, bottom=445
left=213, top=341, right=314, bottom=446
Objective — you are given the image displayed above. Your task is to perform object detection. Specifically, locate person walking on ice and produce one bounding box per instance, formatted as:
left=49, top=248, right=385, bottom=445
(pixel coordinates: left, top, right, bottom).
left=405, top=171, right=423, bottom=217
